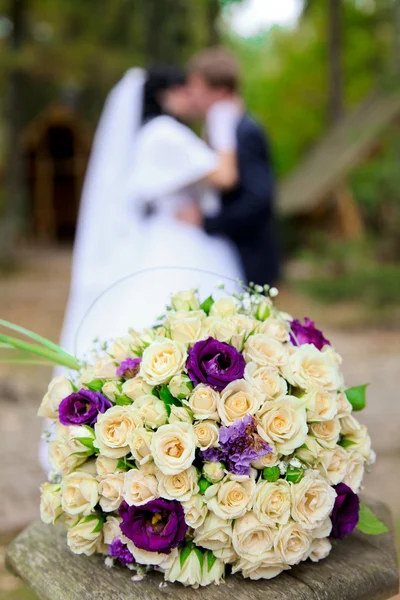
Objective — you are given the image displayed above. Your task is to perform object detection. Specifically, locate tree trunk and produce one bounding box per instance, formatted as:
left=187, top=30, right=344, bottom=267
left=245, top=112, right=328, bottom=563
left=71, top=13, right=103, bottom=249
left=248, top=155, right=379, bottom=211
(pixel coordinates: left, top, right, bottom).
left=0, top=0, right=27, bottom=268
left=328, top=0, right=343, bottom=123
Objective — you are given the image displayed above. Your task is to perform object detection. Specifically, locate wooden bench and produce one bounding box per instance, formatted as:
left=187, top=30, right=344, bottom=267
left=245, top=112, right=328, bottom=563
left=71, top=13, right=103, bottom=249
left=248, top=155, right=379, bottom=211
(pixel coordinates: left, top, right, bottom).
left=6, top=499, right=399, bottom=600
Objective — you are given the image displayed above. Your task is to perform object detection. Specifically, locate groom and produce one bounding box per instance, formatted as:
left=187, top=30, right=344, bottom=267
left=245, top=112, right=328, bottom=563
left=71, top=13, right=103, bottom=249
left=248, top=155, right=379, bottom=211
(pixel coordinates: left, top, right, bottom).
left=178, top=47, right=280, bottom=286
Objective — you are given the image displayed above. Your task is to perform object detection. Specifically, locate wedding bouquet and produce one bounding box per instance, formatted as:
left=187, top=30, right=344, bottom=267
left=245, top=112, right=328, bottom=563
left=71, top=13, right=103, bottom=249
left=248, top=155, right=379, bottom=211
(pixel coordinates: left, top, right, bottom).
left=3, top=281, right=387, bottom=588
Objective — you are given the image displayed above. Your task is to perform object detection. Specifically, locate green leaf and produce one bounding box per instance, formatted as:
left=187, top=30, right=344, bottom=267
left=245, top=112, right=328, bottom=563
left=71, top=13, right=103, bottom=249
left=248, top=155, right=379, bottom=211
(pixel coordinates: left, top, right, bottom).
left=338, top=438, right=357, bottom=448
left=263, top=466, right=280, bottom=482
left=286, top=467, right=304, bottom=484
left=86, top=379, right=104, bottom=392
left=345, top=384, right=368, bottom=411
left=206, top=551, right=217, bottom=572
left=180, top=546, right=193, bottom=569
left=114, top=394, right=133, bottom=406
left=200, top=296, right=214, bottom=315
left=117, top=456, right=137, bottom=471
left=152, top=386, right=160, bottom=398
left=357, top=502, right=389, bottom=535
left=159, top=386, right=181, bottom=416
left=193, top=547, right=204, bottom=570
left=75, top=437, right=95, bottom=450
left=199, top=478, right=212, bottom=494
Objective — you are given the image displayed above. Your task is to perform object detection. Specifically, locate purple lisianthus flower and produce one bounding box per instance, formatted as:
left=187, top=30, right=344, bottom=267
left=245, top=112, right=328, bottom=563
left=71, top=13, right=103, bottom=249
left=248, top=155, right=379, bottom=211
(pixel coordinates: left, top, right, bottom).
left=58, top=388, right=111, bottom=427
left=290, top=317, right=330, bottom=350
left=202, top=415, right=271, bottom=476
left=108, top=538, right=135, bottom=565
left=119, top=499, right=187, bottom=554
left=330, top=483, right=360, bottom=540
left=116, top=357, right=142, bottom=379
left=187, top=337, right=245, bottom=391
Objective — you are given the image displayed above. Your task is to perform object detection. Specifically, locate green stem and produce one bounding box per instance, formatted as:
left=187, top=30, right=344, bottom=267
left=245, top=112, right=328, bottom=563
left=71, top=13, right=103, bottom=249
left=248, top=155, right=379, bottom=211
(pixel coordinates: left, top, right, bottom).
left=0, top=319, right=74, bottom=361
left=0, top=334, right=80, bottom=370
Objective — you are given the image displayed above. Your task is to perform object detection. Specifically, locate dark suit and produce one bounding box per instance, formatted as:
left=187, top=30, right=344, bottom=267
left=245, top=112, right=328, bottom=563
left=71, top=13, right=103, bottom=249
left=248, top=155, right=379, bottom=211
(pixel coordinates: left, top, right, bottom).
left=204, top=114, right=280, bottom=286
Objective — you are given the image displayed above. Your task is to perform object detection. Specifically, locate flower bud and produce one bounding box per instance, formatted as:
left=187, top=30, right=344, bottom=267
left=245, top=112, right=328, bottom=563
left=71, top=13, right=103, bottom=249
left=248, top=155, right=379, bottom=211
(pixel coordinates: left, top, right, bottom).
left=169, top=374, right=193, bottom=399
left=171, top=289, right=200, bottom=312
left=198, top=478, right=212, bottom=494
left=255, top=300, right=271, bottom=322
left=262, top=466, right=280, bottom=482
left=286, top=467, right=304, bottom=484
left=202, top=461, right=225, bottom=484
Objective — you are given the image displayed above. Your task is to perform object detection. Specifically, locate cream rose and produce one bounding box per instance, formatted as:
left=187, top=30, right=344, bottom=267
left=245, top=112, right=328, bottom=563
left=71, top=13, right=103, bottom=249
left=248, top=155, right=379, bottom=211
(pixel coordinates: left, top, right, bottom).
left=158, top=466, right=199, bottom=501
left=40, top=482, right=62, bottom=524
left=127, top=541, right=177, bottom=568
left=232, top=557, right=288, bottom=580
left=128, top=427, right=153, bottom=465
left=201, top=553, right=225, bottom=586
left=218, top=379, right=262, bottom=426
left=168, top=405, right=193, bottom=424
left=244, top=362, right=287, bottom=400
left=108, top=334, right=138, bottom=361
left=48, top=439, right=85, bottom=475
left=194, top=512, right=233, bottom=550
left=291, top=471, right=336, bottom=530
left=205, top=317, right=238, bottom=345
left=310, top=418, right=341, bottom=449
left=164, top=548, right=202, bottom=588
left=96, top=456, right=120, bottom=477
left=101, top=381, right=120, bottom=403
left=344, top=451, right=365, bottom=493
left=150, top=422, right=197, bottom=475
left=202, top=461, right=225, bottom=483
left=182, top=494, right=208, bottom=529
left=187, top=384, right=219, bottom=421
left=303, top=389, right=338, bottom=422
left=98, top=472, right=125, bottom=512
left=274, top=522, right=312, bottom=565
left=251, top=448, right=281, bottom=470
left=133, top=395, right=168, bottom=429
left=38, top=376, right=74, bottom=419
left=61, top=471, right=99, bottom=516
left=295, top=435, right=322, bottom=465
left=282, top=344, right=342, bottom=391
left=205, top=476, right=255, bottom=520
left=67, top=517, right=103, bottom=556
left=244, top=334, right=288, bottom=368
left=123, top=468, right=158, bottom=506
left=258, top=317, right=290, bottom=343
left=233, top=512, right=276, bottom=562
left=308, top=538, right=332, bottom=562
left=168, top=374, right=193, bottom=400
left=318, top=446, right=348, bottom=485
left=168, top=311, right=204, bottom=344
left=341, top=419, right=371, bottom=460
left=171, top=289, right=200, bottom=312
left=94, top=356, right=117, bottom=379
left=193, top=420, right=219, bottom=449
left=257, top=396, right=308, bottom=455
left=94, top=405, right=142, bottom=458
left=210, top=296, right=238, bottom=318
left=122, top=377, right=153, bottom=401
left=336, top=392, right=353, bottom=418
left=140, top=338, right=187, bottom=385
left=103, top=515, right=122, bottom=545
left=253, top=479, right=291, bottom=525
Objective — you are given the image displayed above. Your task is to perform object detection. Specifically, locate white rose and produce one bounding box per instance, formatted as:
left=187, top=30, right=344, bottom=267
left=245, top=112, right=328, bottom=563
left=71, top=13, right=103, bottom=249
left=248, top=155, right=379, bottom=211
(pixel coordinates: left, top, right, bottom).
left=78, top=366, right=95, bottom=386
left=205, top=477, right=255, bottom=520
left=123, top=468, right=158, bottom=506
left=168, top=374, right=193, bottom=399
left=40, top=482, right=62, bottom=524
left=205, top=317, right=238, bottom=345
left=282, top=344, right=342, bottom=391
left=140, top=338, right=187, bottom=385
left=340, top=418, right=371, bottom=460
left=108, top=335, right=138, bottom=361
left=344, top=451, right=365, bottom=493
left=233, top=512, right=276, bottom=562
left=38, top=376, right=73, bottom=419
left=101, top=381, right=120, bottom=402
left=258, top=317, right=290, bottom=342
left=168, top=311, right=204, bottom=344
left=182, top=494, right=208, bottom=529
left=128, top=427, right=153, bottom=465
left=251, top=449, right=281, bottom=470
left=257, top=396, right=308, bottom=455
left=310, top=418, right=341, bottom=449
left=75, top=459, right=97, bottom=476
left=210, top=296, right=238, bottom=318
left=193, top=420, right=219, bottom=449
left=318, top=446, right=348, bottom=485
left=133, top=395, right=168, bottom=429
left=291, top=471, right=336, bottom=530
left=151, top=422, right=196, bottom=475
left=48, top=439, right=85, bottom=475
left=253, top=479, right=291, bottom=525
left=122, top=377, right=153, bottom=401
left=68, top=425, right=96, bottom=456
left=158, top=466, right=199, bottom=501
left=127, top=542, right=177, bottom=568
left=98, top=473, right=125, bottom=512
left=244, top=334, right=288, bottom=368
left=187, top=384, right=219, bottom=421
left=103, top=515, right=122, bottom=545
left=214, top=546, right=238, bottom=564
left=94, top=405, right=142, bottom=458
left=171, top=289, right=200, bottom=312
left=303, top=389, right=338, bottom=422
left=233, top=557, right=288, bottom=580
left=168, top=405, right=193, bottom=424
left=194, top=512, right=233, bottom=550
left=61, top=471, right=99, bottom=516
left=218, top=379, right=262, bottom=426
left=67, top=517, right=103, bottom=556
left=308, top=538, right=332, bottom=562
left=201, top=552, right=225, bottom=586
left=336, top=392, right=353, bottom=418
left=274, top=522, right=312, bottom=565
left=96, top=456, right=120, bottom=477
left=313, top=517, right=332, bottom=539
left=94, top=356, right=117, bottom=379
left=203, top=461, right=225, bottom=483
left=295, top=435, right=322, bottom=465
left=164, top=548, right=202, bottom=588
left=244, top=362, right=287, bottom=400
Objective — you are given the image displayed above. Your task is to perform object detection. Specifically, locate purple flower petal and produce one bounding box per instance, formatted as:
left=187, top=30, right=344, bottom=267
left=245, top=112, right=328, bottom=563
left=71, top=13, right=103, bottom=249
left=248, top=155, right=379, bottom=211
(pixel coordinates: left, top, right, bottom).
left=58, top=389, right=111, bottom=426
left=187, top=337, right=245, bottom=391
left=330, top=483, right=360, bottom=540
left=290, top=318, right=330, bottom=350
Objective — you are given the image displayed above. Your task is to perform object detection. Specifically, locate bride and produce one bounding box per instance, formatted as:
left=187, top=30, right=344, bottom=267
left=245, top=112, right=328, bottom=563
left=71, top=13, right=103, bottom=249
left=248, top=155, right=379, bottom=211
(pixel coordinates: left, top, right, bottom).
left=60, top=66, right=243, bottom=357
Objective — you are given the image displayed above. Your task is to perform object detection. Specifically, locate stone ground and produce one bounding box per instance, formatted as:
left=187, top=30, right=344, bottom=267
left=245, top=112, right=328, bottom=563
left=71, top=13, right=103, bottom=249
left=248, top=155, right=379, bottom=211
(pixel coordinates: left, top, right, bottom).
left=0, top=248, right=399, bottom=599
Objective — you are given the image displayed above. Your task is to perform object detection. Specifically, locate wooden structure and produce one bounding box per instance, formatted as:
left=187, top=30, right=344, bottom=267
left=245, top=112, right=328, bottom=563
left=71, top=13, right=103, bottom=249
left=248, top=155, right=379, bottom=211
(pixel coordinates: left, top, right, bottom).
left=278, top=88, right=400, bottom=237
left=22, top=103, right=92, bottom=243
left=6, top=499, right=399, bottom=600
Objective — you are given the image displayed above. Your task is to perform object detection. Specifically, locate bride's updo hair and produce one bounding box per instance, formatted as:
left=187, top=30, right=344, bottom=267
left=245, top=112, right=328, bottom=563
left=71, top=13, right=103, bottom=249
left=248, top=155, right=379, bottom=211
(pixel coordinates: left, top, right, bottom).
left=142, top=66, right=187, bottom=123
